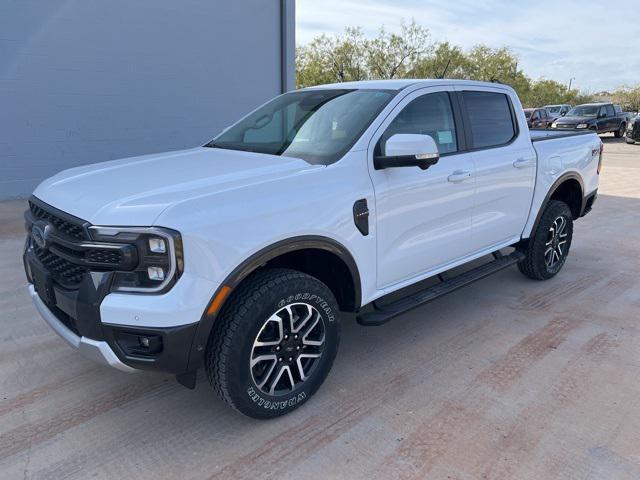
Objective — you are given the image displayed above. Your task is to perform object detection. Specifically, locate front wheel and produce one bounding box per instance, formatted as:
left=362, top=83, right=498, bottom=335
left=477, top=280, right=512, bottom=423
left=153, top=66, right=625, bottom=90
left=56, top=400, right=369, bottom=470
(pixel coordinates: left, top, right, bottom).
left=518, top=200, right=574, bottom=280
left=615, top=123, right=625, bottom=138
left=205, top=268, right=340, bottom=419
left=626, top=137, right=635, bottom=144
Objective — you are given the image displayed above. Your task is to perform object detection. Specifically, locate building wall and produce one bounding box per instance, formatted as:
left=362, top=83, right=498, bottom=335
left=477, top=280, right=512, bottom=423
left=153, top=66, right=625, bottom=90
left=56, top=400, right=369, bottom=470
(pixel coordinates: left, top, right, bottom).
left=0, top=0, right=295, bottom=199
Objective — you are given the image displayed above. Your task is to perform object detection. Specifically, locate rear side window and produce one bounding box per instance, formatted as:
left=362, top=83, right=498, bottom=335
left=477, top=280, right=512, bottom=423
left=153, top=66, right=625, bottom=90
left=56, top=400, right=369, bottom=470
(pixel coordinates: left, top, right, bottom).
left=606, top=105, right=615, bottom=116
left=462, top=91, right=517, bottom=149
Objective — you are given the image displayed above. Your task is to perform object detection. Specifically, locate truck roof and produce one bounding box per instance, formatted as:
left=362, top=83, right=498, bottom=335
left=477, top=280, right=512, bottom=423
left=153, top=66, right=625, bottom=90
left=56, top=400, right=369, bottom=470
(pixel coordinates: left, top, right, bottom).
left=303, top=79, right=515, bottom=92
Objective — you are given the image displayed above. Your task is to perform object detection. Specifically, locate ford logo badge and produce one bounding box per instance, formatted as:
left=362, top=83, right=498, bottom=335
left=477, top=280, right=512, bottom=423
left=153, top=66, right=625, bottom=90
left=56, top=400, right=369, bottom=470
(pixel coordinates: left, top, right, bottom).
left=32, top=222, right=53, bottom=249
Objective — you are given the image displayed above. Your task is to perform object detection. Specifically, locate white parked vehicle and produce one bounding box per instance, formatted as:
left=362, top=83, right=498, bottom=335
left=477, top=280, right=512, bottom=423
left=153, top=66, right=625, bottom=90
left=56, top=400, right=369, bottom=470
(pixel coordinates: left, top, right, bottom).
left=544, top=104, right=572, bottom=119
left=24, top=80, right=602, bottom=418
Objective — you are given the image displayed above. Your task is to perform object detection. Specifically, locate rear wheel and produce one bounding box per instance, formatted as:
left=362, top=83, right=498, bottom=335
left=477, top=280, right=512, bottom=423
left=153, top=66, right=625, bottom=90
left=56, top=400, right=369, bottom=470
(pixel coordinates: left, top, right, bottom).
left=518, top=201, right=573, bottom=280
left=626, top=137, right=635, bottom=144
left=615, top=123, right=625, bottom=138
left=205, top=268, right=340, bottom=419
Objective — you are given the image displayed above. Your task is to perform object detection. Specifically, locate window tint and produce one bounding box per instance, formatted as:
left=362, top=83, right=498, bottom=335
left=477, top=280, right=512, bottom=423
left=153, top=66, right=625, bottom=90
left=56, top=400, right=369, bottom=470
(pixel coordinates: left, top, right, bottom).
left=381, top=92, right=458, bottom=154
left=462, top=91, right=516, bottom=149
left=606, top=105, right=615, bottom=116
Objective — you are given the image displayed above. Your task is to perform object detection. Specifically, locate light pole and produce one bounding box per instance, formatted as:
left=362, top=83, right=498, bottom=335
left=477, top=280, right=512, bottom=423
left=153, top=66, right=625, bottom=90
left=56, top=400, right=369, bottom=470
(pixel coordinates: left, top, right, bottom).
left=568, top=77, right=575, bottom=91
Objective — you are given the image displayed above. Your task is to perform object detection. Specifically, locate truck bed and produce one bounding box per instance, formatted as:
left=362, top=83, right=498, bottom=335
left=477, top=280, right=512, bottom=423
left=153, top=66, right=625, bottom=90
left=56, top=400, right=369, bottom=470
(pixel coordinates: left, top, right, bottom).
left=529, top=129, right=594, bottom=142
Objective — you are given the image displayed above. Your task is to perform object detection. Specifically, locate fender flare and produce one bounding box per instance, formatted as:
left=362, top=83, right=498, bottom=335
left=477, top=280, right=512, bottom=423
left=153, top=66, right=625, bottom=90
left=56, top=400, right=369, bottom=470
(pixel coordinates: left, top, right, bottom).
left=527, top=172, right=585, bottom=238
left=185, top=235, right=361, bottom=372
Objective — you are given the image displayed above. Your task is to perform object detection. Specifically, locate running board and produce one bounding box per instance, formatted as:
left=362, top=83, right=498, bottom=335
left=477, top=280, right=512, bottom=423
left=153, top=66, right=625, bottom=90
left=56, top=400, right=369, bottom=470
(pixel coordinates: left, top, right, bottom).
left=357, top=251, right=525, bottom=326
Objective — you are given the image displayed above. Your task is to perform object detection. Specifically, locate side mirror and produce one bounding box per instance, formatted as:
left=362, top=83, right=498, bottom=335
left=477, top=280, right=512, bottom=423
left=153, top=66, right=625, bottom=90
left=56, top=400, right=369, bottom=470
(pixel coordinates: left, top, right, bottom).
left=560, top=112, right=566, bottom=116
left=375, top=134, right=440, bottom=170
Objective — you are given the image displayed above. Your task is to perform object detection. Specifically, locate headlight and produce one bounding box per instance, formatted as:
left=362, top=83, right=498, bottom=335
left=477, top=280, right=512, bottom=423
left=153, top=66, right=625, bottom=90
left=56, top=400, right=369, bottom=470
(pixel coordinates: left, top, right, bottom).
left=89, top=226, right=183, bottom=293
left=576, top=124, right=588, bottom=129
left=551, top=123, right=557, bottom=128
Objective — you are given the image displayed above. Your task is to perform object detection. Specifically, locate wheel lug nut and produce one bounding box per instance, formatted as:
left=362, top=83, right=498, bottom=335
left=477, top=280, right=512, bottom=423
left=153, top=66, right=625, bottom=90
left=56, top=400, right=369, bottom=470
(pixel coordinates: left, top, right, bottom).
left=276, top=346, right=281, bottom=351
left=296, top=346, right=300, bottom=350
left=278, top=357, right=283, bottom=362
left=284, top=335, right=289, bottom=340
left=288, top=357, right=293, bottom=362
left=294, top=334, right=298, bottom=340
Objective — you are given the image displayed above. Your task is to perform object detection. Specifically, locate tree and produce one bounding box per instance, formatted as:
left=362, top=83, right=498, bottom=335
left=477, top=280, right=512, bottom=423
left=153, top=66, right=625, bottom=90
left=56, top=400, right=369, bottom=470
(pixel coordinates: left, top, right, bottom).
left=294, top=19, right=603, bottom=107
left=365, top=21, right=433, bottom=79
left=410, top=41, right=467, bottom=79
left=612, top=85, right=640, bottom=112
left=296, top=27, right=368, bottom=87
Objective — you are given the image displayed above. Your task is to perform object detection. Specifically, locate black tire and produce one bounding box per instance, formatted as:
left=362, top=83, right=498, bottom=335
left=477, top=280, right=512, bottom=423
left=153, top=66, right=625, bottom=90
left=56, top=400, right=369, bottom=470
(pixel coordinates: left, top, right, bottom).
left=205, top=268, right=340, bottom=419
left=626, top=137, right=636, bottom=144
left=517, top=201, right=573, bottom=280
left=615, top=123, right=625, bottom=138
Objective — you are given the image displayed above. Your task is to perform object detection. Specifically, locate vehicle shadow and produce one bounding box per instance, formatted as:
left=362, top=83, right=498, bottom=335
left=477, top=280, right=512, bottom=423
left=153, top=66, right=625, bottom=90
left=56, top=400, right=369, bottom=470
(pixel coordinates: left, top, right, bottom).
left=600, top=134, right=625, bottom=144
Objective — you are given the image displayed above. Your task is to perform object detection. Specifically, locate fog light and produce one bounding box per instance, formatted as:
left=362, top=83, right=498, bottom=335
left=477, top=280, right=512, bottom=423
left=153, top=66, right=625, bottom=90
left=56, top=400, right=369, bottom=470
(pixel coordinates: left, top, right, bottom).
left=139, top=337, right=150, bottom=348
left=148, top=237, right=166, bottom=253
left=147, top=266, right=165, bottom=281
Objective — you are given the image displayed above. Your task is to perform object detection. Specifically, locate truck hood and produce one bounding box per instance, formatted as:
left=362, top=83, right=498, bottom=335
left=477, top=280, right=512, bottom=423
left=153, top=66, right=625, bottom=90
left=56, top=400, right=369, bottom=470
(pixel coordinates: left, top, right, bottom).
left=33, top=147, right=318, bottom=225
left=554, top=116, right=595, bottom=125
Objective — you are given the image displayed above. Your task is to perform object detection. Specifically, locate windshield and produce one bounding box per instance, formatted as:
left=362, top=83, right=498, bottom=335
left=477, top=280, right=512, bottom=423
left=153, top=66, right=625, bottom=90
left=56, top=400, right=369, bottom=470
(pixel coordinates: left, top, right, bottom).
left=206, top=89, right=395, bottom=165
left=567, top=105, right=599, bottom=117
left=546, top=106, right=561, bottom=113
left=524, top=110, right=533, bottom=118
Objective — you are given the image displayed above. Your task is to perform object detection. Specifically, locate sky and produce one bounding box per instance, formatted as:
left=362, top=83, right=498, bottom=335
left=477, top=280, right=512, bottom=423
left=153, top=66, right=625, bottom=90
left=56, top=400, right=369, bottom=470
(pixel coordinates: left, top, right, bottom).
left=296, top=0, right=639, bottom=92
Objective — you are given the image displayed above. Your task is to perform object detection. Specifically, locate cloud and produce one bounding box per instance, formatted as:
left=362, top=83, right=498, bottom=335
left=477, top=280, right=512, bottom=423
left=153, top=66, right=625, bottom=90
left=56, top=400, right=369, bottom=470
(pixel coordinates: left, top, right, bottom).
left=296, top=0, right=639, bottom=92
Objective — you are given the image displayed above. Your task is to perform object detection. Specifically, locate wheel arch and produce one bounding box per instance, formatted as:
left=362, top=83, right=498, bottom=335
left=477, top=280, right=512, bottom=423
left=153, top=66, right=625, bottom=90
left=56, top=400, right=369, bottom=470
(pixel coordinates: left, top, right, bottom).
left=527, top=173, right=585, bottom=239
left=185, top=236, right=361, bottom=372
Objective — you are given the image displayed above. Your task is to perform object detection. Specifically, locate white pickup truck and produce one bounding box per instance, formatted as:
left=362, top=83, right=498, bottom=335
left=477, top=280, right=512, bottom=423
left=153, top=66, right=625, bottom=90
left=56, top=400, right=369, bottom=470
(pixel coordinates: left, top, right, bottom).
left=24, top=80, right=601, bottom=418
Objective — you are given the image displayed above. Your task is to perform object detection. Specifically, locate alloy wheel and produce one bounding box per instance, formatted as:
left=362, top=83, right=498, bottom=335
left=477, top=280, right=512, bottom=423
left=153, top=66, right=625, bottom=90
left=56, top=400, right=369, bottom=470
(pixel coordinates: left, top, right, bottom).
left=250, top=303, right=325, bottom=396
left=545, top=215, right=568, bottom=269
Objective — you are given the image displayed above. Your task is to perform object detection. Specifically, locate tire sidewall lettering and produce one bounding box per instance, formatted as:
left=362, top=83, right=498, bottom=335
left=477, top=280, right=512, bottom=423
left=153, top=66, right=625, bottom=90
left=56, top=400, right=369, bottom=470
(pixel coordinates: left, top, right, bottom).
left=277, top=293, right=335, bottom=322
left=247, top=386, right=308, bottom=410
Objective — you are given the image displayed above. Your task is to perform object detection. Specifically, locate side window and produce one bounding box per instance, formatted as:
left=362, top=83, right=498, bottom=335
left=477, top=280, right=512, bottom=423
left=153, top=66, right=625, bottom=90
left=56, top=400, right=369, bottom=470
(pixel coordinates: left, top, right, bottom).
left=606, top=105, right=615, bottom=117
left=381, top=92, right=458, bottom=154
left=533, top=110, right=541, bottom=120
left=462, top=91, right=517, bottom=149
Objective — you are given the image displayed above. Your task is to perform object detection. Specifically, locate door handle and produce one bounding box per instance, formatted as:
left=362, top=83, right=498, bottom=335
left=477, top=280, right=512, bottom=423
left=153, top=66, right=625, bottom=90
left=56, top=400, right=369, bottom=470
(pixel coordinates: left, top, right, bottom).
left=513, top=158, right=534, bottom=168
left=448, top=170, right=472, bottom=183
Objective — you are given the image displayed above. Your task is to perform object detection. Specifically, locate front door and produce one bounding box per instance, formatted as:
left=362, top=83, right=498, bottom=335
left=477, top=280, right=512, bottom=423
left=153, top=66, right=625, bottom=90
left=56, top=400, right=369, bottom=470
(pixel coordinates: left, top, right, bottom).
left=368, top=88, right=476, bottom=288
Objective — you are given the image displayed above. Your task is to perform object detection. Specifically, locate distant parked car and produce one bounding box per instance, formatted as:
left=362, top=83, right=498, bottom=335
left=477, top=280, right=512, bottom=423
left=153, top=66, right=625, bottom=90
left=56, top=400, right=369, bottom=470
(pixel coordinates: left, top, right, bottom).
left=524, top=108, right=554, bottom=128
left=544, top=104, right=572, bottom=119
left=552, top=103, right=628, bottom=137
left=626, top=114, right=640, bottom=144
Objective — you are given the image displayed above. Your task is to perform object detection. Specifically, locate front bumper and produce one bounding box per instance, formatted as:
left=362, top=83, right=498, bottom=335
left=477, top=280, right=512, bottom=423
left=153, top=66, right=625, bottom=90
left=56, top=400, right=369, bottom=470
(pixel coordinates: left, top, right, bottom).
left=23, top=198, right=210, bottom=376
left=29, top=284, right=136, bottom=372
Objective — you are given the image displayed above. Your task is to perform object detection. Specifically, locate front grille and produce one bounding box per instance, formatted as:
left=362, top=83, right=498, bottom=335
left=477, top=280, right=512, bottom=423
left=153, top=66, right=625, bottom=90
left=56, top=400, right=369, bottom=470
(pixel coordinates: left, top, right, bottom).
left=29, top=201, right=86, bottom=240
left=34, top=244, right=87, bottom=286
left=87, top=249, right=122, bottom=265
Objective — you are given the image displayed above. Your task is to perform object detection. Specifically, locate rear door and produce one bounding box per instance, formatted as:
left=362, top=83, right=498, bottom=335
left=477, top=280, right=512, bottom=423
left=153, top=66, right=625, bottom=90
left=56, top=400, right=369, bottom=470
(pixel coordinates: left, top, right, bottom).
left=456, top=86, right=536, bottom=251
left=369, top=87, right=476, bottom=288
left=606, top=104, right=617, bottom=131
